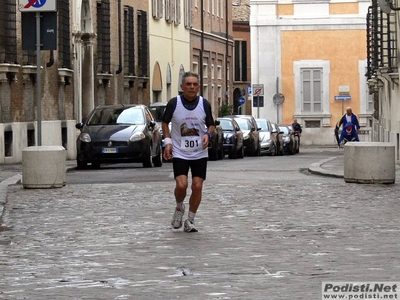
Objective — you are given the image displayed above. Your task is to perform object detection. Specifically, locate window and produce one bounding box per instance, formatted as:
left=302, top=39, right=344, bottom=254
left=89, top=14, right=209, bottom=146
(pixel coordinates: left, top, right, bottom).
left=184, top=0, right=192, bottom=28
left=234, top=40, right=247, bottom=82
left=294, top=60, right=330, bottom=121
left=217, top=65, right=222, bottom=79
left=0, top=0, right=17, bottom=63
left=203, top=63, right=208, bottom=79
left=165, top=0, right=172, bottom=23
left=192, top=62, right=199, bottom=74
left=138, top=10, right=149, bottom=77
left=58, top=0, right=71, bottom=69
left=124, top=6, right=135, bottom=75
left=152, top=0, right=163, bottom=19
left=301, top=69, right=322, bottom=113
left=97, top=0, right=111, bottom=73
left=175, top=0, right=181, bottom=24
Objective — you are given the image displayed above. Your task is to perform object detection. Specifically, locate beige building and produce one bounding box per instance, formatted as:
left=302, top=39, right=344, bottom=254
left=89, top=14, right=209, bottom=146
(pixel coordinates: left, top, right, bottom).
left=250, top=0, right=372, bottom=145
left=149, top=0, right=191, bottom=103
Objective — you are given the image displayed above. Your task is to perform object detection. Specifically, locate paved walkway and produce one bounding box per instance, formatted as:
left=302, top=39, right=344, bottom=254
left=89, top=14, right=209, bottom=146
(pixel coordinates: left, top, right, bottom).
left=1, top=152, right=400, bottom=299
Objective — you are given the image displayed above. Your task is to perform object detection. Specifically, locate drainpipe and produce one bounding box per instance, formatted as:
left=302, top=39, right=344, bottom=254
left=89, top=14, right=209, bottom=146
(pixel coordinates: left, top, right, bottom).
left=116, top=0, right=123, bottom=74
left=200, top=0, right=204, bottom=96
left=225, top=0, right=229, bottom=104
left=46, top=50, right=54, bottom=68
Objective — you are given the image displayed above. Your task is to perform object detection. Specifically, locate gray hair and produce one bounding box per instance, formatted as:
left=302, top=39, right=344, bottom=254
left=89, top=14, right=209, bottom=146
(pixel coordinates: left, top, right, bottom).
left=181, top=72, right=199, bottom=85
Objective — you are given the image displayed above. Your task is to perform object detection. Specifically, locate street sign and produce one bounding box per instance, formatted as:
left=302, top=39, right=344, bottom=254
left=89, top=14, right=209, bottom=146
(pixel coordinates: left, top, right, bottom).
left=247, top=86, right=252, bottom=95
left=273, top=93, right=285, bottom=105
left=19, top=0, right=57, bottom=12
left=253, top=96, right=264, bottom=107
left=334, top=95, right=351, bottom=101
left=22, top=12, right=57, bottom=50
left=238, top=96, right=245, bottom=105
left=252, top=84, right=264, bottom=96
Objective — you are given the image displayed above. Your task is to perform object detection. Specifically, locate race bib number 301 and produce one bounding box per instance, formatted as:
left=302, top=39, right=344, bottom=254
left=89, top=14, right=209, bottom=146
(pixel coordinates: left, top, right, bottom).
left=180, top=136, right=203, bottom=152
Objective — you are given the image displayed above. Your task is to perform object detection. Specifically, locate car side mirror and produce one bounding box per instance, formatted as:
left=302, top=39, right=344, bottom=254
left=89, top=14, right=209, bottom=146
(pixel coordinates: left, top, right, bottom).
left=215, top=120, right=220, bottom=126
left=75, top=123, right=83, bottom=130
left=149, top=120, right=156, bottom=128
left=235, top=126, right=241, bottom=131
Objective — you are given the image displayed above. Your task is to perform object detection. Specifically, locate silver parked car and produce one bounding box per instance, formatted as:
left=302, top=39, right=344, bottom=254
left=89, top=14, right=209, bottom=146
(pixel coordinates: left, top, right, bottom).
left=256, top=118, right=277, bottom=156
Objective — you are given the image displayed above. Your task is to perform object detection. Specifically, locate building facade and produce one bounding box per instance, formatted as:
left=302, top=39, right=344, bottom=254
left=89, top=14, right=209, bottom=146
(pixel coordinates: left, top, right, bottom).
left=190, top=0, right=234, bottom=117
left=0, top=0, right=150, bottom=164
left=149, top=0, right=191, bottom=104
left=366, top=0, right=400, bottom=162
left=250, top=0, right=372, bottom=145
left=232, top=0, right=252, bottom=116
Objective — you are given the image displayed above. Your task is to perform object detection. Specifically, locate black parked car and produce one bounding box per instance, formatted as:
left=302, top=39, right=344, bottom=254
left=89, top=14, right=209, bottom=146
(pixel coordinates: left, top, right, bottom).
left=217, top=117, right=244, bottom=159
left=278, top=124, right=296, bottom=155
left=225, top=115, right=261, bottom=156
left=208, top=119, right=224, bottom=161
left=75, top=104, right=163, bottom=169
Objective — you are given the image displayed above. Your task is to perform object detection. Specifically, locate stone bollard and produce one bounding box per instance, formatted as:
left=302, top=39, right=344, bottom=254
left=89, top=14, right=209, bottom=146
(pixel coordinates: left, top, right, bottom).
left=22, top=146, right=66, bottom=188
left=344, top=142, right=395, bottom=184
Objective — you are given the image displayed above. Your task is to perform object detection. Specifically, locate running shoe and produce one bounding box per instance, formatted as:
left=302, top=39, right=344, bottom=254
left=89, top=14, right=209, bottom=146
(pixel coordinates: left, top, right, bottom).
left=171, top=204, right=185, bottom=229
left=184, top=219, right=198, bottom=233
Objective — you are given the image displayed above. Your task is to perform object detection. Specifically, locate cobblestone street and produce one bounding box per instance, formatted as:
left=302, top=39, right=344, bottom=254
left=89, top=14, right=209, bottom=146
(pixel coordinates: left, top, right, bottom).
left=1, top=164, right=400, bottom=299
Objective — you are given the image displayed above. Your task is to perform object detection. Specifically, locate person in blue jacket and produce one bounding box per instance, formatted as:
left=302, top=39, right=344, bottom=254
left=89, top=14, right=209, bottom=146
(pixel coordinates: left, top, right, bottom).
left=335, top=107, right=360, bottom=134
left=339, top=122, right=359, bottom=144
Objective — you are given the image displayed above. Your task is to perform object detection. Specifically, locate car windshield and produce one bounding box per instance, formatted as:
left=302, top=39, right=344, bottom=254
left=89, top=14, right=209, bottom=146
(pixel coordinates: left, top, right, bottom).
left=280, top=126, right=289, bottom=134
left=235, top=118, right=250, bottom=130
left=219, top=119, right=234, bottom=130
left=149, top=105, right=166, bottom=122
left=87, top=107, right=144, bottom=125
left=257, top=120, right=270, bottom=131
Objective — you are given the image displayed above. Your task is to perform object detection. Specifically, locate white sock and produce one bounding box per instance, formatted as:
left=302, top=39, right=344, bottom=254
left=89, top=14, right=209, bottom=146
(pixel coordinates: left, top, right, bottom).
left=188, top=211, right=196, bottom=221
left=176, top=201, right=184, bottom=211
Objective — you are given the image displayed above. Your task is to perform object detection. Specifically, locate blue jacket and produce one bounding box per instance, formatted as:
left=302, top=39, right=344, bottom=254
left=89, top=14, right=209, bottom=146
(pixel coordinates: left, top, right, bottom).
left=339, top=122, right=359, bottom=143
left=335, top=113, right=360, bottom=131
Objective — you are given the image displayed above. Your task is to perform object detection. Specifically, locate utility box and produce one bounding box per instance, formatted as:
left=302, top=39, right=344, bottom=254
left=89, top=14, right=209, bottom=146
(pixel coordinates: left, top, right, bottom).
left=344, top=142, right=395, bottom=184
left=22, top=146, right=66, bottom=188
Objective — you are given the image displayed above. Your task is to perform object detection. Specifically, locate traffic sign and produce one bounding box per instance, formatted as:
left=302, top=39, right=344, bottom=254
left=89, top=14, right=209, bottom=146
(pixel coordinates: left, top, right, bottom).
left=19, top=0, right=57, bottom=12
left=238, top=96, right=245, bottom=105
left=252, top=84, right=264, bottom=96
left=273, top=93, right=285, bottom=105
left=334, top=95, right=351, bottom=101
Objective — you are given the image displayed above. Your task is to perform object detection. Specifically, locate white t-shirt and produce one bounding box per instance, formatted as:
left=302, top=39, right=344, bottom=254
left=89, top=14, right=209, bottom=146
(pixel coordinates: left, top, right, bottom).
left=171, top=96, right=208, bottom=160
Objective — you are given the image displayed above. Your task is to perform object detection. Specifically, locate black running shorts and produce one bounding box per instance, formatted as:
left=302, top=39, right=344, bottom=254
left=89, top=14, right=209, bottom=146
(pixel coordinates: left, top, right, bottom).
left=172, top=157, right=208, bottom=180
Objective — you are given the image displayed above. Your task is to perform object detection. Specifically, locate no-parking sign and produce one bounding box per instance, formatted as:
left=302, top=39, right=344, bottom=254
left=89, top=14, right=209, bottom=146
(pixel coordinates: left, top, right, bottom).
left=19, top=0, right=57, bottom=12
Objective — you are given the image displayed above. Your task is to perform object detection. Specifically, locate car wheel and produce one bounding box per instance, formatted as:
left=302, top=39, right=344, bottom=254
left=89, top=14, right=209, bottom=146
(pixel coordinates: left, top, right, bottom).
left=290, top=145, right=296, bottom=155
left=249, top=141, right=257, bottom=156
left=237, top=145, right=244, bottom=159
left=143, top=145, right=154, bottom=168
left=228, top=145, right=237, bottom=159
left=91, top=161, right=101, bottom=169
left=153, top=144, right=163, bottom=167
left=271, top=144, right=277, bottom=156
left=218, top=144, right=224, bottom=160
left=77, top=159, right=87, bottom=169
left=208, top=142, right=218, bottom=161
